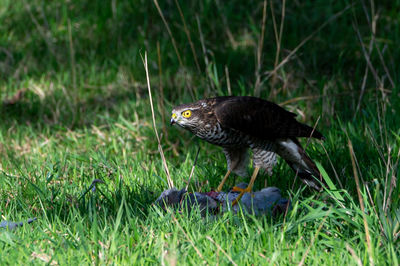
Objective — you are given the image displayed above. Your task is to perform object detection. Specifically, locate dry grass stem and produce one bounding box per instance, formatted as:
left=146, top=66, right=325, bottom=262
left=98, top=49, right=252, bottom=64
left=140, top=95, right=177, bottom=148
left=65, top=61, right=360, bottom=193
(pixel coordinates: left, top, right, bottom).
left=348, top=139, right=374, bottom=265
left=364, top=182, right=385, bottom=235
left=385, top=148, right=400, bottom=214
left=279, top=95, right=321, bottom=106
left=365, top=126, right=397, bottom=214
left=157, top=41, right=168, bottom=138
left=172, top=214, right=206, bottom=262
left=185, top=147, right=200, bottom=191
left=196, top=15, right=214, bottom=93
left=153, top=0, right=183, bottom=67
left=225, top=65, right=231, bottom=96
left=345, top=244, right=363, bottom=266
left=298, top=213, right=329, bottom=266
left=254, top=0, right=268, bottom=97
left=353, top=22, right=382, bottom=87
left=269, top=0, right=286, bottom=89
left=24, top=2, right=58, bottom=60
left=174, top=0, right=201, bottom=73
left=320, top=142, right=343, bottom=189
left=68, top=19, right=77, bottom=91
left=215, top=0, right=239, bottom=49
left=360, top=0, right=395, bottom=88
left=305, top=116, right=321, bottom=149
left=141, top=51, right=174, bottom=189
left=206, top=236, right=237, bottom=266
left=263, top=4, right=352, bottom=83
left=354, top=20, right=375, bottom=118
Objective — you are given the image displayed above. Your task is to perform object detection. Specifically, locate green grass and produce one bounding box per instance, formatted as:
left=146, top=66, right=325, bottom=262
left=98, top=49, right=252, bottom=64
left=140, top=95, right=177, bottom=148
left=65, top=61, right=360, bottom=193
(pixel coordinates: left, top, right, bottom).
left=1, top=0, right=399, bottom=264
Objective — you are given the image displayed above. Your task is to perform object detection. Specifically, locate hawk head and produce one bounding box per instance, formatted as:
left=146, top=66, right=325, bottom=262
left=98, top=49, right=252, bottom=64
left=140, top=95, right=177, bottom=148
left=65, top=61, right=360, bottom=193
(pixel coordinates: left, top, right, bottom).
left=171, top=99, right=215, bottom=131
left=171, top=104, right=202, bottom=130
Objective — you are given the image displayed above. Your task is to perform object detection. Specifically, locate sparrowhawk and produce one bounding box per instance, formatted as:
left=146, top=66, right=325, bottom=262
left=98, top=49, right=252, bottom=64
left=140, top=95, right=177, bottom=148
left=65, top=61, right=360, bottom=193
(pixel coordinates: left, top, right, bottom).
left=171, top=96, right=324, bottom=204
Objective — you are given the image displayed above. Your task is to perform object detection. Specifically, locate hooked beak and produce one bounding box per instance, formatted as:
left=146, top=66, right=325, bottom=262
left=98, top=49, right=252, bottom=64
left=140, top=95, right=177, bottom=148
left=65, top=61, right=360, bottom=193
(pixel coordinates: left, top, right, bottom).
left=171, top=113, right=177, bottom=125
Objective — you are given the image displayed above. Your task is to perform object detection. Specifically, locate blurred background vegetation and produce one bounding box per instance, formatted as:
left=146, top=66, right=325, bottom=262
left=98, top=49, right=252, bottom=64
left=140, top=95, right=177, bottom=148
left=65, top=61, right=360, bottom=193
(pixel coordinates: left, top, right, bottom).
left=0, top=0, right=399, bottom=263
left=1, top=0, right=399, bottom=195
left=1, top=0, right=399, bottom=190
left=1, top=0, right=398, bottom=121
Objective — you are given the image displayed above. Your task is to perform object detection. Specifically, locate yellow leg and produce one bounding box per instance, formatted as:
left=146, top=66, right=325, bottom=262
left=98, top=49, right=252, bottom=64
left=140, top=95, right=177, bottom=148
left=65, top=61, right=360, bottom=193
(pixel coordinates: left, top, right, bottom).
left=231, top=167, right=260, bottom=206
left=216, top=170, right=232, bottom=192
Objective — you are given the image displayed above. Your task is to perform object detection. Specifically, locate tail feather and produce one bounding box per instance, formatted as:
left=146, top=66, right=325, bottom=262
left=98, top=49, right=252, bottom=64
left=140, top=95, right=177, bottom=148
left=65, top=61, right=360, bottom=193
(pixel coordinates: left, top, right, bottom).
left=296, top=123, right=325, bottom=140
left=276, top=138, right=325, bottom=191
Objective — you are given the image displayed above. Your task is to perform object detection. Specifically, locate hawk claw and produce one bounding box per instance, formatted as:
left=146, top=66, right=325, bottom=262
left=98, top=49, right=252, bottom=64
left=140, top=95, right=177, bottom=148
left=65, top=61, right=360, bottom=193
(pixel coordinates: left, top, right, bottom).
left=231, top=186, right=246, bottom=193
left=231, top=187, right=252, bottom=206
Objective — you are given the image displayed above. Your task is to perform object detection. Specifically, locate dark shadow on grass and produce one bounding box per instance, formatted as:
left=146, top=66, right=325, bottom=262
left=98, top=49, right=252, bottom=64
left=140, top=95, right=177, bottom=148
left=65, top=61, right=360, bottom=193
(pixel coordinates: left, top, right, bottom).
left=0, top=89, right=143, bottom=130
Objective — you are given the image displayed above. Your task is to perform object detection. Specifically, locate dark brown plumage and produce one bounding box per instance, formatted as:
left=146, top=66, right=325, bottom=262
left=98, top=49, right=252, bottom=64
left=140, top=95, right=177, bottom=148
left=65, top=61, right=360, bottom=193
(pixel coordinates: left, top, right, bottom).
left=214, top=96, right=323, bottom=140
left=171, top=96, right=324, bottom=203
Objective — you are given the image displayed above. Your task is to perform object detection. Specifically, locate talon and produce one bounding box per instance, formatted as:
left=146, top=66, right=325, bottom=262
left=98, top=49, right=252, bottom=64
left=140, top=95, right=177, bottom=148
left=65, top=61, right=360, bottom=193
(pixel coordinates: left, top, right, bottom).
left=232, top=198, right=239, bottom=206
left=231, top=167, right=260, bottom=206
left=232, top=193, right=243, bottom=206
left=231, top=186, right=246, bottom=192
left=231, top=189, right=251, bottom=206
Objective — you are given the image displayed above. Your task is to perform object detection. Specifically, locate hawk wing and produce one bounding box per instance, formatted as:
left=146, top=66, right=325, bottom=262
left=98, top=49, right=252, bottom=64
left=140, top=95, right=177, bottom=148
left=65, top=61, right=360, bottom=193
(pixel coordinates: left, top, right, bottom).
left=214, top=96, right=323, bottom=140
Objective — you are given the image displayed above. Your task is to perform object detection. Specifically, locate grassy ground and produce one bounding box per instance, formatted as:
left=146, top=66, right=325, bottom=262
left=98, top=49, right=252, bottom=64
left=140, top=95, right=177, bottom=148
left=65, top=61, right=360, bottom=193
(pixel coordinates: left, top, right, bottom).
left=1, top=0, right=399, bottom=264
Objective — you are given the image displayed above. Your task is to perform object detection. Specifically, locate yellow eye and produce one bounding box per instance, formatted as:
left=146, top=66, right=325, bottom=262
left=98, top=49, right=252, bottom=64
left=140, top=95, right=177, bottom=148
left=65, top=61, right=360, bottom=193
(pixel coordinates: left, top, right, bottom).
left=182, top=110, right=192, bottom=118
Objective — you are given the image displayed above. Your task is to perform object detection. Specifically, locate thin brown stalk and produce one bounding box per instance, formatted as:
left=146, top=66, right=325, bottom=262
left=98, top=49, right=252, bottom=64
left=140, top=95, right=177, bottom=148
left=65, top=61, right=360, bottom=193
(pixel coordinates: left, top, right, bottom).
left=353, top=8, right=380, bottom=119
left=298, top=213, right=329, bottom=266
left=215, top=0, right=238, bottom=49
left=365, top=126, right=392, bottom=212
left=279, top=89, right=390, bottom=107
left=395, top=231, right=400, bottom=242
left=365, top=182, right=385, bottom=236
left=383, top=145, right=392, bottom=212
left=68, top=19, right=77, bottom=91
left=380, top=103, right=391, bottom=212
left=263, top=4, right=352, bottom=83
left=370, top=14, right=395, bottom=88
left=157, top=42, right=168, bottom=138
left=354, top=28, right=374, bottom=119
left=345, top=244, right=363, bottom=266
left=196, top=15, right=214, bottom=93
left=174, top=0, right=201, bottom=73
left=276, top=0, right=286, bottom=67
left=360, top=0, right=394, bottom=88
left=185, top=147, right=201, bottom=191
left=348, top=139, right=374, bottom=265
left=206, top=236, right=237, bottom=266
left=24, top=3, right=58, bottom=60
left=225, top=66, right=232, bottom=96
left=280, top=198, right=291, bottom=232
left=270, top=0, right=278, bottom=60
left=254, top=0, right=268, bottom=97
left=141, top=52, right=174, bottom=189
left=374, top=42, right=395, bottom=88
left=279, top=95, right=321, bottom=106
left=269, top=0, right=286, bottom=90
left=153, top=0, right=184, bottom=67
left=172, top=214, right=205, bottom=262
left=320, top=142, right=343, bottom=189
left=352, top=22, right=382, bottom=87
left=385, top=148, right=400, bottom=214
left=304, top=116, right=321, bottom=149
left=366, top=127, right=385, bottom=162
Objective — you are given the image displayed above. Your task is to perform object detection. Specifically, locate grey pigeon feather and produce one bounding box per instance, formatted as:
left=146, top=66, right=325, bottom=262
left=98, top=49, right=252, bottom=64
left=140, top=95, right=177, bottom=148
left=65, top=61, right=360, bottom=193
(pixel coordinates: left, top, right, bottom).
left=0, top=218, right=37, bottom=230
left=154, top=184, right=290, bottom=217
